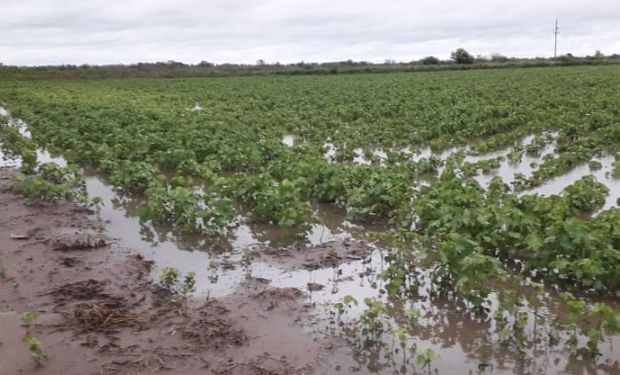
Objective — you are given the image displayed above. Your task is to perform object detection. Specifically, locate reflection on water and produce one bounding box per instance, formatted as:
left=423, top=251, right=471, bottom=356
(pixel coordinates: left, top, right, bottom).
left=465, top=134, right=557, bottom=188
left=86, top=168, right=620, bottom=375
left=353, top=148, right=387, bottom=165
left=0, top=109, right=67, bottom=168
left=524, top=155, right=620, bottom=212
left=0, top=149, right=68, bottom=168
left=83, top=175, right=373, bottom=298
left=281, top=134, right=296, bottom=147
left=1, top=107, right=619, bottom=374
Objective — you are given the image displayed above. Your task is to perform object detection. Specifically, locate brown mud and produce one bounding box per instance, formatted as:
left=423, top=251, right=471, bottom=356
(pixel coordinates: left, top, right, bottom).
left=0, top=169, right=338, bottom=375
left=250, top=240, right=372, bottom=271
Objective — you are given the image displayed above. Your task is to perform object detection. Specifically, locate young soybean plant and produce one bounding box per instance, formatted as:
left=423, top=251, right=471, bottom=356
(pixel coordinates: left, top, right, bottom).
left=159, top=266, right=197, bottom=296
left=20, top=311, right=46, bottom=367
left=23, top=336, right=46, bottom=367
left=159, top=267, right=181, bottom=290
left=181, top=271, right=197, bottom=296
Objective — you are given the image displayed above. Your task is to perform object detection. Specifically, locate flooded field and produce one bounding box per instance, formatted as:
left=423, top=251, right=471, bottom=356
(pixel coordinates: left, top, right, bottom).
left=2, top=102, right=619, bottom=374
left=1, top=66, right=620, bottom=374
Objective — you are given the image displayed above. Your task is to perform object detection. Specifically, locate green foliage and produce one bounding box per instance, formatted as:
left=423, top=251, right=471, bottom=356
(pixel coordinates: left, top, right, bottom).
left=23, top=336, right=45, bottom=367
left=0, top=122, right=37, bottom=173
left=333, top=295, right=358, bottom=320
left=19, top=311, right=37, bottom=327
left=110, top=161, right=161, bottom=195
left=181, top=271, right=197, bottom=296
left=160, top=267, right=181, bottom=289
left=346, top=167, right=412, bottom=222
left=15, top=163, right=85, bottom=203
left=415, top=348, right=436, bottom=368
left=451, top=48, right=475, bottom=64
left=613, top=159, right=620, bottom=178
left=231, top=175, right=311, bottom=226
left=159, top=266, right=197, bottom=297
left=139, top=185, right=234, bottom=235
left=421, top=56, right=440, bottom=65
left=359, top=297, right=387, bottom=343
left=1, top=66, right=619, bottom=368
left=563, top=175, right=608, bottom=212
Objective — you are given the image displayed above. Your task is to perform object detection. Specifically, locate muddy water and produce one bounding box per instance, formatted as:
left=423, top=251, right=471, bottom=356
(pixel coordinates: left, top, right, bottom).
left=84, top=175, right=373, bottom=298
left=1, top=108, right=619, bottom=374
left=89, top=169, right=620, bottom=374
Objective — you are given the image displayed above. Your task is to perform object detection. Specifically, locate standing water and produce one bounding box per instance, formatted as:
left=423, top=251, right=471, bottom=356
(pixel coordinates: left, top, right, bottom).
left=1, top=107, right=619, bottom=374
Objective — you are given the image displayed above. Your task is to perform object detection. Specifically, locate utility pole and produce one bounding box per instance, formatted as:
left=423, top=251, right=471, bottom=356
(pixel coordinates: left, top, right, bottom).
left=553, top=19, right=559, bottom=59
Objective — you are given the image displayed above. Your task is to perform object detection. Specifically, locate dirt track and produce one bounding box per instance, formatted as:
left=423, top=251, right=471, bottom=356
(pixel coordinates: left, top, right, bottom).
left=0, top=169, right=338, bottom=374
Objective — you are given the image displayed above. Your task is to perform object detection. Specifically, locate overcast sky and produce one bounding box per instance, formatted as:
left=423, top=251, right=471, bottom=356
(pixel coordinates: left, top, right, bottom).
left=1, top=0, right=619, bottom=66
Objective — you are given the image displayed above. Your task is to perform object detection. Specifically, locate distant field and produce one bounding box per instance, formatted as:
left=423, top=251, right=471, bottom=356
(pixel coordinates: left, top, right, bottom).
left=1, top=65, right=619, bottom=373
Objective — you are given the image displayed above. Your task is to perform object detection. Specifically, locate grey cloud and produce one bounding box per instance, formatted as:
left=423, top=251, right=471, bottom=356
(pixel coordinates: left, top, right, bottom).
left=1, top=0, right=618, bottom=65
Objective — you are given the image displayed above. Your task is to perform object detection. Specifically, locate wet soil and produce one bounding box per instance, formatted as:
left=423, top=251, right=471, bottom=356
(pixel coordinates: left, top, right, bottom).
left=0, top=169, right=338, bottom=375
left=250, top=240, right=372, bottom=271
left=2, top=107, right=619, bottom=374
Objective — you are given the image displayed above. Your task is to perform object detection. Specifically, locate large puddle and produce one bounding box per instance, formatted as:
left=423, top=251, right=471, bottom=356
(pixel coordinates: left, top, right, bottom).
left=2, top=108, right=619, bottom=374
left=323, top=133, right=619, bottom=211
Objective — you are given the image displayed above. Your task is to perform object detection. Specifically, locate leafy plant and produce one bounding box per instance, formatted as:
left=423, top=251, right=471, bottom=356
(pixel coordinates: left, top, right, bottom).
left=19, top=311, right=37, bottom=327
left=181, top=271, right=197, bottom=296
left=159, top=266, right=197, bottom=297
left=23, top=335, right=46, bottom=367
left=563, top=175, right=608, bottom=212
left=160, top=266, right=181, bottom=289
left=415, top=348, right=436, bottom=370
left=14, top=163, right=85, bottom=203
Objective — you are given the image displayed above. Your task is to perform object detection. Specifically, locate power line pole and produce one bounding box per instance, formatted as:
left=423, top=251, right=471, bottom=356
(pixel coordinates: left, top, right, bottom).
left=553, top=19, right=559, bottom=59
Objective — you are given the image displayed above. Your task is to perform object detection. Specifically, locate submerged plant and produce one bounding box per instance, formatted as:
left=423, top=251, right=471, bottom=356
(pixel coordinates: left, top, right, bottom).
left=415, top=348, right=436, bottom=371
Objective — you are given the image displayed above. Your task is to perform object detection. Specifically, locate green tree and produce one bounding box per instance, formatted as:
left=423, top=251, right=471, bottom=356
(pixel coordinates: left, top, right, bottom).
left=421, top=56, right=440, bottom=65
left=451, top=48, right=474, bottom=64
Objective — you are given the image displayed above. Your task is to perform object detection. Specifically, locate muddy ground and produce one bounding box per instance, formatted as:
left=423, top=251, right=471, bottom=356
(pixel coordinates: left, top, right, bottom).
left=0, top=169, right=343, bottom=375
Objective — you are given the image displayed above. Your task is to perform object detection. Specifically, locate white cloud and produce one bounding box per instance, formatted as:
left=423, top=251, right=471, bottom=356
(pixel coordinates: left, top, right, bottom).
left=1, top=0, right=618, bottom=65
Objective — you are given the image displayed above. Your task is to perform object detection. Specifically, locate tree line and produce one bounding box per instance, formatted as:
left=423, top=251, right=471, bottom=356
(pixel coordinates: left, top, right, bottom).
left=1, top=49, right=618, bottom=80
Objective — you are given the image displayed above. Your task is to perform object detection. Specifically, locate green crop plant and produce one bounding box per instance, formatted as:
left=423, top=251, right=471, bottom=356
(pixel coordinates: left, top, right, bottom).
left=23, top=335, right=46, bottom=367
left=181, top=271, right=197, bottom=296
left=359, top=297, right=388, bottom=346
left=160, top=267, right=181, bottom=288
left=415, top=348, right=436, bottom=372
left=159, top=266, right=197, bottom=297
left=563, top=175, right=609, bottom=212
left=19, top=311, right=37, bottom=328
left=16, top=312, right=45, bottom=367
left=14, top=163, right=85, bottom=203
left=1, top=65, right=619, bottom=371
left=613, top=160, right=620, bottom=178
